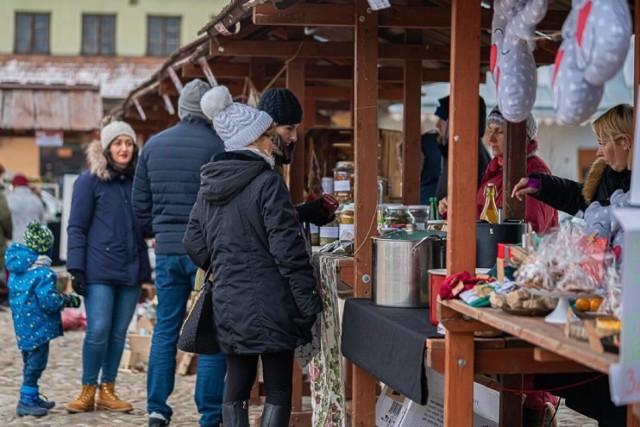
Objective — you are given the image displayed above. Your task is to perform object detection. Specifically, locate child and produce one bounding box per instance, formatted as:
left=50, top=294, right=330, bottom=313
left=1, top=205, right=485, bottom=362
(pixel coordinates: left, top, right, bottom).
left=5, top=220, right=80, bottom=417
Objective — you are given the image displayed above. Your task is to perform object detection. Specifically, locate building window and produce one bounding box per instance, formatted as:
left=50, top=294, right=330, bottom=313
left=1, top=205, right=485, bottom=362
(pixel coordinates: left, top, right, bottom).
left=15, top=12, right=50, bottom=54
left=82, top=15, right=116, bottom=55
left=147, top=16, right=180, bottom=56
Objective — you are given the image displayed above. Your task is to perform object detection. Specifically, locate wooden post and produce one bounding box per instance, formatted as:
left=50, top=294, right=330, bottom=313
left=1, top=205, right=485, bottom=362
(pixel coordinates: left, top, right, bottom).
left=447, top=0, right=480, bottom=274
left=498, top=374, right=523, bottom=427
left=287, top=58, right=306, bottom=204
left=402, top=28, right=422, bottom=206
left=502, top=120, right=527, bottom=221
left=445, top=0, right=481, bottom=426
left=352, top=0, right=379, bottom=425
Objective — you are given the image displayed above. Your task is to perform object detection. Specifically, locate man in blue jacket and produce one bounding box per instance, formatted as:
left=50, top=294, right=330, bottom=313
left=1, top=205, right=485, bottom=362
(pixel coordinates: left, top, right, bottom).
left=132, top=79, right=226, bottom=427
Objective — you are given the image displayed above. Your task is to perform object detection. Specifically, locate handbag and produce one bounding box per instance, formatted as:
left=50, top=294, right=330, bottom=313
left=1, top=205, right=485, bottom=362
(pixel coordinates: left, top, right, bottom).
left=177, top=267, right=219, bottom=355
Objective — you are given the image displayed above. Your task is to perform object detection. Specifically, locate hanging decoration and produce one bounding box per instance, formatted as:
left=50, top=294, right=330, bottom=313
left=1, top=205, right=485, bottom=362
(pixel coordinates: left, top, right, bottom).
left=552, top=0, right=632, bottom=125
left=490, top=0, right=548, bottom=123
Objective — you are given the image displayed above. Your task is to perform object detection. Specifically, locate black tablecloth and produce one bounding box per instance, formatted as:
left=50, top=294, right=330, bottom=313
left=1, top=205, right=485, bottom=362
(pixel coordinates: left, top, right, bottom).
left=341, top=298, right=442, bottom=404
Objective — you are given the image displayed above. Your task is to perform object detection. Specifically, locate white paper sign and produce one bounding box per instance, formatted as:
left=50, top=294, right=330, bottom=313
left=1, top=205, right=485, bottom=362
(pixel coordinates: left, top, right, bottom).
left=35, top=130, right=63, bottom=147
left=609, top=207, right=640, bottom=405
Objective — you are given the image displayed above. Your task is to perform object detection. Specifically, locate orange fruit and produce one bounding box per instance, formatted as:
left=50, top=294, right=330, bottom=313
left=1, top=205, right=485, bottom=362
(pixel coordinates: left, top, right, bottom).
left=590, top=297, right=603, bottom=312
left=575, top=298, right=590, bottom=312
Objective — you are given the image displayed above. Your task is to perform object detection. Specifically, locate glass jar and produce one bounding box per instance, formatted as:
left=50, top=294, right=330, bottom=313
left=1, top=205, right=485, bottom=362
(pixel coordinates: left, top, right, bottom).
left=319, top=216, right=340, bottom=245
left=407, top=205, right=430, bottom=230
left=383, top=204, right=409, bottom=228
left=338, top=203, right=355, bottom=242
left=333, top=161, right=355, bottom=203
left=309, top=223, right=320, bottom=246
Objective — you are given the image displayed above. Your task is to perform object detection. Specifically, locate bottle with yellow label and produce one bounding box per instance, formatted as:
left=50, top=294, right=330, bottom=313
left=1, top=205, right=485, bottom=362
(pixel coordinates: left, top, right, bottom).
left=479, top=183, right=499, bottom=223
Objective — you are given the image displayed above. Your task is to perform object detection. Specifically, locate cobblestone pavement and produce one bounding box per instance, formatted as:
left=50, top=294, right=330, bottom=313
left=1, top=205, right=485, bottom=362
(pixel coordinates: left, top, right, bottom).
left=0, top=307, right=599, bottom=426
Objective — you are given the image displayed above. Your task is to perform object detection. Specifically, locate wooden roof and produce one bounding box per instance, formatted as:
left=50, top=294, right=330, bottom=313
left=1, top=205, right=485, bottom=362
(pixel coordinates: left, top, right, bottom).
left=115, top=0, right=629, bottom=136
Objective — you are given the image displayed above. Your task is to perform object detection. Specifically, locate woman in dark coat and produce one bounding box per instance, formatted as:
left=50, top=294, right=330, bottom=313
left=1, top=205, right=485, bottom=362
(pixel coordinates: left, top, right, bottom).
left=66, top=118, right=151, bottom=414
left=184, top=85, right=322, bottom=427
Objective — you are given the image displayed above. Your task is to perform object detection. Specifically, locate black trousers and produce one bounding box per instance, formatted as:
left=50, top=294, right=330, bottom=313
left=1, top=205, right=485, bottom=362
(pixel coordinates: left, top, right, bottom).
left=224, top=350, right=294, bottom=406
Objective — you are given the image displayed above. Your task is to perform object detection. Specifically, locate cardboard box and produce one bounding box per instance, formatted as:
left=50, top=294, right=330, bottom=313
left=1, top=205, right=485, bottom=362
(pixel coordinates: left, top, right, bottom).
left=375, top=385, right=409, bottom=427
left=396, top=370, right=499, bottom=427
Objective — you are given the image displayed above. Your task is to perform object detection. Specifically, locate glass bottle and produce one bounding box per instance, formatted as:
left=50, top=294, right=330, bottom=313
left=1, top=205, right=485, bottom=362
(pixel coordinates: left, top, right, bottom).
left=428, top=197, right=439, bottom=221
left=480, top=183, right=499, bottom=223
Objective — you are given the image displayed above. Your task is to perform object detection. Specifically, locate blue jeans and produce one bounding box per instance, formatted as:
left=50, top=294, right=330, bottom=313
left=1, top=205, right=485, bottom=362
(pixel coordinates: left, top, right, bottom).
left=82, top=284, right=141, bottom=384
left=22, top=342, right=49, bottom=387
left=147, top=255, right=226, bottom=427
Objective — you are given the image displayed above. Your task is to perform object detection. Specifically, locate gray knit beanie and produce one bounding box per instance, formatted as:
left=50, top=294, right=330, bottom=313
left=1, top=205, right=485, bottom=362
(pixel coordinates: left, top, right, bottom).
left=487, top=106, right=538, bottom=142
left=257, top=88, right=303, bottom=125
left=100, top=120, right=136, bottom=150
left=200, top=85, right=273, bottom=151
left=178, top=80, right=211, bottom=120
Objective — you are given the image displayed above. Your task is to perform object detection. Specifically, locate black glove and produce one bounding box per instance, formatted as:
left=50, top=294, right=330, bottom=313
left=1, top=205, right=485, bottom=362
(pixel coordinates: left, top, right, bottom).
left=296, top=199, right=334, bottom=227
left=68, top=269, right=86, bottom=297
left=61, top=293, right=81, bottom=308
left=294, top=314, right=317, bottom=343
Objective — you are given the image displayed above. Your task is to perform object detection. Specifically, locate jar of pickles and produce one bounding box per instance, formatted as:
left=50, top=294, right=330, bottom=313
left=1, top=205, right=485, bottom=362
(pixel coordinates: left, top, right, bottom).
left=407, top=205, right=430, bottom=230
left=319, top=216, right=339, bottom=245
left=309, top=223, right=320, bottom=246
left=338, top=203, right=355, bottom=242
left=382, top=204, right=409, bottom=228
left=333, top=161, right=354, bottom=203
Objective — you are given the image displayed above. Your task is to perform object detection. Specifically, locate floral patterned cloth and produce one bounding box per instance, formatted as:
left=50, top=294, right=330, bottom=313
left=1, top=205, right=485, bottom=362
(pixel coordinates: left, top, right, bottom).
left=309, top=253, right=346, bottom=427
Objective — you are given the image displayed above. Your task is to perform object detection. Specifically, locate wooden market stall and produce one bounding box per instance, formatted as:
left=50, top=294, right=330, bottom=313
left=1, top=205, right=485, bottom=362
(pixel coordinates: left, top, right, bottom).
left=114, top=0, right=640, bottom=426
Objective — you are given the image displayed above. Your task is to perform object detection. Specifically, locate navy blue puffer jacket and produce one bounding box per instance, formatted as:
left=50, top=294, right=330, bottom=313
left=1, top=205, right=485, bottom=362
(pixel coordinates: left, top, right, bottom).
left=132, top=115, right=225, bottom=255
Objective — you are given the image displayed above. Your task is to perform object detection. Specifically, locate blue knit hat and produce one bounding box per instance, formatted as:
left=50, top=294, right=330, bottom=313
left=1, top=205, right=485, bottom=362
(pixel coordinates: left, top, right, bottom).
left=23, top=221, right=54, bottom=254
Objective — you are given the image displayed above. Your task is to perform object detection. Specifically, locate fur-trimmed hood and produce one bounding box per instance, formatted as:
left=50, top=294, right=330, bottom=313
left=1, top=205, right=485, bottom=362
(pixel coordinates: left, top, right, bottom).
left=581, top=157, right=607, bottom=204
left=86, top=139, right=111, bottom=181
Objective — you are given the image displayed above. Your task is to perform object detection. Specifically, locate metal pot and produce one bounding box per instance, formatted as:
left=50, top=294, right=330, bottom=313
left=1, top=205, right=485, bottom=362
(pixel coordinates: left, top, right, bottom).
left=372, top=228, right=446, bottom=308
left=476, top=220, right=527, bottom=268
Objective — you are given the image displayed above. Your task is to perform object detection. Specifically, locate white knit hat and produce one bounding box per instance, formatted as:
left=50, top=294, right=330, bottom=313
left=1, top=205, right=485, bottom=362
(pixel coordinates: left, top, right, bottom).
left=200, top=85, right=273, bottom=151
left=100, top=120, right=136, bottom=150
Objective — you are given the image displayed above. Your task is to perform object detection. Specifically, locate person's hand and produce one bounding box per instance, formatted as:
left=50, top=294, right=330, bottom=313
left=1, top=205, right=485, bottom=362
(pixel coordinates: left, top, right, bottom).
left=68, top=269, right=86, bottom=297
left=61, top=293, right=81, bottom=308
left=294, top=314, right=317, bottom=342
left=296, top=199, right=335, bottom=226
left=511, top=177, right=539, bottom=201
left=438, top=197, right=448, bottom=217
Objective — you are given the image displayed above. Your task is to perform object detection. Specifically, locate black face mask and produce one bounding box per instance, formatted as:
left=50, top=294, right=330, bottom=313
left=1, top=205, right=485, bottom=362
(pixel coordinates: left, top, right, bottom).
left=272, top=133, right=294, bottom=165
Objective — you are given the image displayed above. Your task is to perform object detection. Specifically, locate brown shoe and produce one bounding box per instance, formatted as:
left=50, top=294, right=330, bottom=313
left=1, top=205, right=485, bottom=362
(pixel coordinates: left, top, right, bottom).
left=66, top=384, right=97, bottom=413
left=95, top=382, right=133, bottom=412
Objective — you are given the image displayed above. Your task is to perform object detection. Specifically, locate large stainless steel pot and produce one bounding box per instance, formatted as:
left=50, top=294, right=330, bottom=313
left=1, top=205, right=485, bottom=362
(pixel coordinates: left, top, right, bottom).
left=372, top=229, right=446, bottom=308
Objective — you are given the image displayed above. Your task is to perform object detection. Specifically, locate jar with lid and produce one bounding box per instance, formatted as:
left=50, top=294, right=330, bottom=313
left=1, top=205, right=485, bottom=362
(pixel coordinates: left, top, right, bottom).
left=319, top=216, right=340, bottom=245
left=383, top=204, right=409, bottom=228
left=338, top=203, right=355, bottom=242
left=406, top=205, right=430, bottom=230
left=333, top=161, right=355, bottom=203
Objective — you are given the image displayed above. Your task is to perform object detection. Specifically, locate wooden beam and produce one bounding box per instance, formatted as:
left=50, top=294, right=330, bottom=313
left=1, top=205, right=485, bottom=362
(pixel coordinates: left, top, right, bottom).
left=287, top=58, right=306, bottom=205
left=402, top=27, right=422, bottom=206
left=211, top=39, right=491, bottom=61
left=253, top=4, right=567, bottom=32
left=158, top=79, right=179, bottom=97
left=503, top=120, right=527, bottom=221
left=352, top=2, right=378, bottom=426
left=444, top=2, right=481, bottom=425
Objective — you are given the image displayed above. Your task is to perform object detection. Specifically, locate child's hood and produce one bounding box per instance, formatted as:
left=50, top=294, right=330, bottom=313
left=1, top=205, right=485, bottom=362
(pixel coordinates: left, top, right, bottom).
left=5, top=243, right=38, bottom=274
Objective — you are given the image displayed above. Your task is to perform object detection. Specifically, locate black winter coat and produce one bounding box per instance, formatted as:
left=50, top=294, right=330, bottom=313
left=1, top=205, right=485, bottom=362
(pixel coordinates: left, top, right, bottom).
left=183, top=151, right=323, bottom=355
left=529, top=158, right=631, bottom=215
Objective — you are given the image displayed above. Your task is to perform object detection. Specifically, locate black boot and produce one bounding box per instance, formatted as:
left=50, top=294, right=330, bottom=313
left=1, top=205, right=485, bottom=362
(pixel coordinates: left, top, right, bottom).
left=222, top=400, right=249, bottom=427
left=260, top=403, right=291, bottom=427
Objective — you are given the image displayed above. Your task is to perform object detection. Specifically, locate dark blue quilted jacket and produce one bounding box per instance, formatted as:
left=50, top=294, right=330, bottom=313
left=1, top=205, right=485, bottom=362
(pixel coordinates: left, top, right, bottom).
left=132, top=115, right=225, bottom=255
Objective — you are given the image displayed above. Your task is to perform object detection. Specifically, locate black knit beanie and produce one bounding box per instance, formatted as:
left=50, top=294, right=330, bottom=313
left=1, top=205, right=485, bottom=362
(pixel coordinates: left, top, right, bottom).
left=257, top=88, right=303, bottom=125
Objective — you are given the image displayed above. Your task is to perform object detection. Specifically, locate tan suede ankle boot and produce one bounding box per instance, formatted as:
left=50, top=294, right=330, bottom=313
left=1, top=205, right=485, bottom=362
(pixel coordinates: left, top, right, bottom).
left=66, top=384, right=97, bottom=413
left=95, top=382, right=133, bottom=412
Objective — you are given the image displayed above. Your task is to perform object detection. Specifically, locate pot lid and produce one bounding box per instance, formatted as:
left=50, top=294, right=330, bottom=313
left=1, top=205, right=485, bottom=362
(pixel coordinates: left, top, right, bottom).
left=373, top=229, right=446, bottom=241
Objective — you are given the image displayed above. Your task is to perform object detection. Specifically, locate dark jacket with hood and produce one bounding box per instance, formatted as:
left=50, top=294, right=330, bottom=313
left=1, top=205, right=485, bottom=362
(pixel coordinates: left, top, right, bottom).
left=528, top=157, right=631, bottom=215
left=132, top=115, right=225, bottom=255
left=67, top=140, right=151, bottom=286
left=183, top=151, right=323, bottom=355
